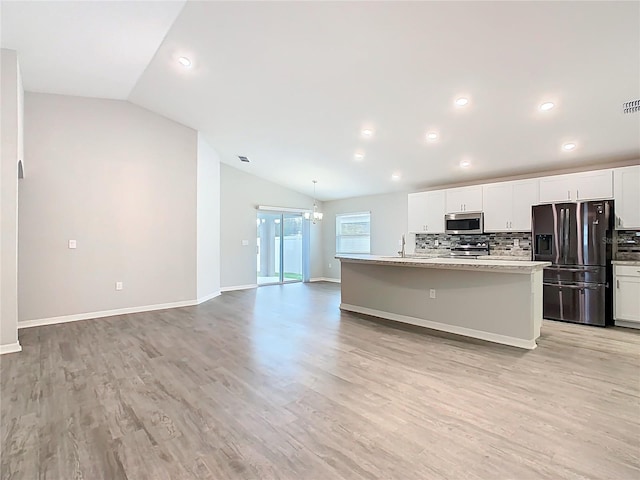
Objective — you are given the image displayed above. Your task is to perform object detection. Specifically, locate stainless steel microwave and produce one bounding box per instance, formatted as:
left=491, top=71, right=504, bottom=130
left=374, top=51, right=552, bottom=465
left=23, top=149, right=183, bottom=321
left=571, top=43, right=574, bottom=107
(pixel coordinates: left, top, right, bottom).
left=445, top=212, right=484, bottom=234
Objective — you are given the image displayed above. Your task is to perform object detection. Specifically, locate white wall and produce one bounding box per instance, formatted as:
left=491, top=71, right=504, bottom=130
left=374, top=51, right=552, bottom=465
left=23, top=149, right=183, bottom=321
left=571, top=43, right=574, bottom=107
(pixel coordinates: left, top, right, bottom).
left=220, top=163, right=323, bottom=288
left=322, top=192, right=408, bottom=280
left=196, top=133, right=221, bottom=301
left=0, top=49, right=24, bottom=352
left=19, top=93, right=199, bottom=323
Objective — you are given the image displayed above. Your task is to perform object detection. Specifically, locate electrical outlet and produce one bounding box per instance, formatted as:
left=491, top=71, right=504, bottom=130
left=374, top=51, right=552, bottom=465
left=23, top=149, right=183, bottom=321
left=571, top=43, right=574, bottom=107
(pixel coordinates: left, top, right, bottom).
left=115, top=282, right=123, bottom=291
left=429, top=289, right=436, bottom=299
left=514, top=238, right=520, bottom=248
left=328, top=263, right=332, bottom=268
left=434, top=239, right=439, bottom=247
left=241, top=239, right=249, bottom=246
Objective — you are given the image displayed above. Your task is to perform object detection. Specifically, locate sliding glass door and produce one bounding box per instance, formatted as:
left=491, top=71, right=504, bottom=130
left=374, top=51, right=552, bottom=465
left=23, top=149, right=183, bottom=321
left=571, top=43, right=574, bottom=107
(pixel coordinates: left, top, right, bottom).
left=257, top=212, right=303, bottom=285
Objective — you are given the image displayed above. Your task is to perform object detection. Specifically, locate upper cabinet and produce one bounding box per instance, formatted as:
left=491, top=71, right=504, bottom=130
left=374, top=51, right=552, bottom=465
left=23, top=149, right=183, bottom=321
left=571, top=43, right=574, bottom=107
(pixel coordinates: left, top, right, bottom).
left=538, top=170, right=613, bottom=203
left=408, top=190, right=446, bottom=233
left=408, top=166, right=636, bottom=235
left=613, top=165, right=640, bottom=230
left=483, top=179, right=539, bottom=232
left=445, top=186, right=482, bottom=213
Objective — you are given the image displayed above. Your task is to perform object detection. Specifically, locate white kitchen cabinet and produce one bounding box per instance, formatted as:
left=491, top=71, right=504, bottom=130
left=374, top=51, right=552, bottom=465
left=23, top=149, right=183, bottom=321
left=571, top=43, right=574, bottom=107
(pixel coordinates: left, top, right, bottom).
left=613, top=165, right=640, bottom=230
left=614, top=264, right=640, bottom=326
left=511, top=181, right=539, bottom=230
left=445, top=186, right=483, bottom=213
left=538, top=170, right=613, bottom=203
left=483, top=180, right=538, bottom=232
left=482, top=183, right=511, bottom=232
left=407, top=190, right=445, bottom=233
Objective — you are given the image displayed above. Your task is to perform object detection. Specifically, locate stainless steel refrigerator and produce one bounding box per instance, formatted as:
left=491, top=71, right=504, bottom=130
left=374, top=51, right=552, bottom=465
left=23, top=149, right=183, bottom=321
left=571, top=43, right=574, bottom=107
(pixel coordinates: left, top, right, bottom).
left=532, top=200, right=614, bottom=326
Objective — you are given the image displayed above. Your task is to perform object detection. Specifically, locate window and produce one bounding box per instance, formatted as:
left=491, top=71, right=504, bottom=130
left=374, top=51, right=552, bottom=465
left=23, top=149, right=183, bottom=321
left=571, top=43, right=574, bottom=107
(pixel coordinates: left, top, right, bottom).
left=336, top=212, right=370, bottom=254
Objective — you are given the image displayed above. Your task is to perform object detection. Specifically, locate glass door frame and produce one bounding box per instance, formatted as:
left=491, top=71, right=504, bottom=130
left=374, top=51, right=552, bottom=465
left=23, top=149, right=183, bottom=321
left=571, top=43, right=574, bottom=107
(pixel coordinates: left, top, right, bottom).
left=257, top=210, right=305, bottom=286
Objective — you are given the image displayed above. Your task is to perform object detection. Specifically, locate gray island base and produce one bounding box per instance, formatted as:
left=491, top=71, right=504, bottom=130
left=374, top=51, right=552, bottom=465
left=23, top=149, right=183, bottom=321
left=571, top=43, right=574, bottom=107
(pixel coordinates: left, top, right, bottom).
left=336, top=255, right=551, bottom=349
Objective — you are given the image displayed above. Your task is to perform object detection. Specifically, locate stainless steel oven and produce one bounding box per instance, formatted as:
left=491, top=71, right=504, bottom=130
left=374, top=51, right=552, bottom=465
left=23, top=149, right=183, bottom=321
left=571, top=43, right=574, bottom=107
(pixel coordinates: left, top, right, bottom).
left=445, top=212, right=484, bottom=235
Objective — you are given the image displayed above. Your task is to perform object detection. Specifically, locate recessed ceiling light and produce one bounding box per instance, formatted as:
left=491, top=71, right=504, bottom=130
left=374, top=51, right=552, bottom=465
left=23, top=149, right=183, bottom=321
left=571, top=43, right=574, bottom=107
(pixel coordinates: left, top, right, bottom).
left=362, top=129, right=374, bottom=138
left=455, top=97, right=469, bottom=107
left=354, top=152, right=365, bottom=161
left=426, top=131, right=439, bottom=141
left=178, top=56, right=192, bottom=68
left=562, top=142, right=577, bottom=151
left=391, top=173, right=401, bottom=181
left=459, top=159, right=471, bottom=168
left=539, top=102, right=555, bottom=111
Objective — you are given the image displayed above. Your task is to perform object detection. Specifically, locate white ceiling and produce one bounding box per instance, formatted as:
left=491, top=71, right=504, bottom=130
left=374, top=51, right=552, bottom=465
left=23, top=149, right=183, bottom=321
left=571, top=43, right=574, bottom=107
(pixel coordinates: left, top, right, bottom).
left=0, top=1, right=185, bottom=99
left=2, top=1, right=639, bottom=200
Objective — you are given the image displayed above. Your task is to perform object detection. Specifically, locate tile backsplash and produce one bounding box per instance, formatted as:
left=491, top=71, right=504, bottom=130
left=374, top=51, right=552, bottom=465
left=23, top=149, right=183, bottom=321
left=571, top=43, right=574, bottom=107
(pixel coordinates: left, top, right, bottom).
left=415, top=230, right=640, bottom=260
left=415, top=232, right=532, bottom=257
left=615, top=230, right=640, bottom=261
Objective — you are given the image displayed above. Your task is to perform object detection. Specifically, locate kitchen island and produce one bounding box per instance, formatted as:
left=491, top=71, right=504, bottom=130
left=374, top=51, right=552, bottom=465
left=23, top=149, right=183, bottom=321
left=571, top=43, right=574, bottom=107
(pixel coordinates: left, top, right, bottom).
left=336, top=255, right=551, bottom=349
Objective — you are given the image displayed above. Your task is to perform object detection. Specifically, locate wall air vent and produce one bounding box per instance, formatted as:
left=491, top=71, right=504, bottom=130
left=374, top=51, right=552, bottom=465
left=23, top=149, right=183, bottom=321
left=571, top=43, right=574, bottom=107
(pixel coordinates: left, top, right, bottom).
left=238, top=156, right=250, bottom=163
left=622, top=99, right=640, bottom=114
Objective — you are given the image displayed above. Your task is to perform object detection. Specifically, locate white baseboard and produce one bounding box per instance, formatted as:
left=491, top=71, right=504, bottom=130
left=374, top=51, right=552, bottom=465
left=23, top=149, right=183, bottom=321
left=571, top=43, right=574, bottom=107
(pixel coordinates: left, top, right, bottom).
left=340, top=303, right=537, bottom=350
left=220, top=284, right=258, bottom=292
left=0, top=342, right=22, bottom=355
left=310, top=277, right=341, bottom=283
left=18, top=299, right=199, bottom=330
left=615, top=320, right=640, bottom=330
left=196, top=291, right=221, bottom=304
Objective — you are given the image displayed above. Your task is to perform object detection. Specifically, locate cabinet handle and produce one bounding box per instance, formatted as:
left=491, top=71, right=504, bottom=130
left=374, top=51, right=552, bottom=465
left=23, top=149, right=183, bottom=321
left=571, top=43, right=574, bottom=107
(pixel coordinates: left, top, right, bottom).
left=617, top=279, right=620, bottom=289
left=567, top=190, right=571, bottom=200
left=576, top=189, right=579, bottom=200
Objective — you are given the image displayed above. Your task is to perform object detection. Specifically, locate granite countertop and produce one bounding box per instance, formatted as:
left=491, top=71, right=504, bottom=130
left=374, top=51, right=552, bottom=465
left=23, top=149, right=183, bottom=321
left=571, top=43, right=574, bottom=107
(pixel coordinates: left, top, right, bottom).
left=412, top=253, right=532, bottom=261
left=335, top=254, right=550, bottom=274
left=612, top=260, right=640, bottom=266
left=485, top=255, right=531, bottom=261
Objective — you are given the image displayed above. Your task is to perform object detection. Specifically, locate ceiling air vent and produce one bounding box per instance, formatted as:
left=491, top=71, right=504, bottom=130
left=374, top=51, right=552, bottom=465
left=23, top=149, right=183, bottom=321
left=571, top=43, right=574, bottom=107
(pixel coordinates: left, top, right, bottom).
left=622, top=99, right=639, bottom=114
left=238, top=156, right=250, bottom=163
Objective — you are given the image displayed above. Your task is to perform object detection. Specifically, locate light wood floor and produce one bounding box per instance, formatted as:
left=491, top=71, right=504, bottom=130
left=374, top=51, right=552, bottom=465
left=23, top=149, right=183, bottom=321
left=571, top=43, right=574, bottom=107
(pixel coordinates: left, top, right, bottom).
left=1, top=282, right=639, bottom=479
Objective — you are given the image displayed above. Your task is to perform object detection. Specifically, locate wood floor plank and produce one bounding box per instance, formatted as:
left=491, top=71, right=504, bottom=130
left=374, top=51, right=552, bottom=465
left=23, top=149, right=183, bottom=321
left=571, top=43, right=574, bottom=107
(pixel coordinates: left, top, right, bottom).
left=1, top=282, right=639, bottom=479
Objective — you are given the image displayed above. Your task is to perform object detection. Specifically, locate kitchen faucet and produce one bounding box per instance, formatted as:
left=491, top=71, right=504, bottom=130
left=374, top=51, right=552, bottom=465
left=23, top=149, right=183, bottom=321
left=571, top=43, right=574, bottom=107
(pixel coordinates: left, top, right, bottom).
left=398, top=234, right=406, bottom=258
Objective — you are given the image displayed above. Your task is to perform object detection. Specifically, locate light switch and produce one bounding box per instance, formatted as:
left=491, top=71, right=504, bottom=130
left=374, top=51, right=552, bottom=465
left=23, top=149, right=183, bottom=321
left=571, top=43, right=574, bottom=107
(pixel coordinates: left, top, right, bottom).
left=115, top=282, right=123, bottom=291
left=241, top=240, right=249, bottom=246
left=68, top=239, right=77, bottom=249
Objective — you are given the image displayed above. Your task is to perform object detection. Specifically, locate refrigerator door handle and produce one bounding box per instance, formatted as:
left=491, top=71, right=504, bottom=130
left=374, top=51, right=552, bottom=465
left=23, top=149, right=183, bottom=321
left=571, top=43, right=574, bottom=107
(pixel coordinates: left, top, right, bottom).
left=559, top=208, right=565, bottom=263
left=563, top=208, right=570, bottom=263
left=545, top=266, right=598, bottom=272
left=543, top=282, right=600, bottom=290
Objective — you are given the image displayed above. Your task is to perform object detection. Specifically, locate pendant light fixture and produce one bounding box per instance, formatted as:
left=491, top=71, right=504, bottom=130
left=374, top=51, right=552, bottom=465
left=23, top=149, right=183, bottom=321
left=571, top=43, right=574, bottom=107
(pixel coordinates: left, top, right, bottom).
left=304, top=180, right=323, bottom=224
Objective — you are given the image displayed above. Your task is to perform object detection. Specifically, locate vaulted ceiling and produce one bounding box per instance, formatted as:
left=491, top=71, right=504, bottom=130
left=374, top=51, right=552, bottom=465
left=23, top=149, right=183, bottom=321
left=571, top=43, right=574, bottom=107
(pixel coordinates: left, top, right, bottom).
left=2, top=1, right=639, bottom=200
